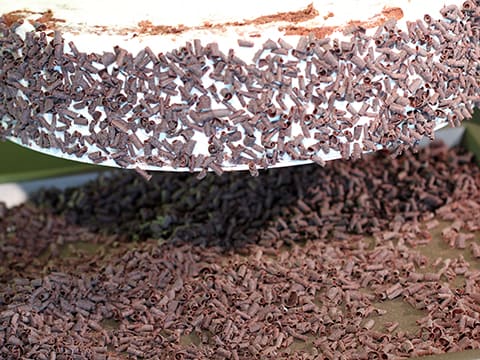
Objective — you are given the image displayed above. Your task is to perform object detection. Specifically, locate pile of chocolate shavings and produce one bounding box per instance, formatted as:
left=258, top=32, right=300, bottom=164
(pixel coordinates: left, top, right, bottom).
left=0, top=142, right=480, bottom=359
left=31, top=142, right=476, bottom=248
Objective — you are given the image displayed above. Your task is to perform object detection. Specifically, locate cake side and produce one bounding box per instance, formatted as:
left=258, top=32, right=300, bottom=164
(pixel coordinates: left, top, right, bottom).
left=1, top=1, right=479, bottom=175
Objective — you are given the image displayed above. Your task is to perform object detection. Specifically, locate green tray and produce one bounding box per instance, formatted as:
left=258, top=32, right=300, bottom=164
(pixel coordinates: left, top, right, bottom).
left=0, top=140, right=99, bottom=183
left=463, top=121, right=480, bottom=165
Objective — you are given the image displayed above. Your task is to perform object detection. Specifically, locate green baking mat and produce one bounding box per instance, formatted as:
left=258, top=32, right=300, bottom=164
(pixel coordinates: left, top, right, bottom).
left=0, top=140, right=99, bottom=183
left=463, top=121, right=480, bottom=164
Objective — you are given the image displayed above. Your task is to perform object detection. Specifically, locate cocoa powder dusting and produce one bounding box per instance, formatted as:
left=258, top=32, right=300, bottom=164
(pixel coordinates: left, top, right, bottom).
left=5, top=3, right=320, bottom=36
left=137, top=20, right=187, bottom=35
left=250, top=3, right=319, bottom=25
left=0, top=12, right=23, bottom=27
left=283, top=25, right=337, bottom=38
left=283, top=6, right=404, bottom=37
left=136, top=3, right=319, bottom=35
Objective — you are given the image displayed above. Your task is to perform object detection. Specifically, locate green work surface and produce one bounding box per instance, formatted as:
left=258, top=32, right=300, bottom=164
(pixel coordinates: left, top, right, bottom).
left=0, top=140, right=99, bottom=183
left=463, top=120, right=480, bottom=165
left=472, top=108, right=480, bottom=124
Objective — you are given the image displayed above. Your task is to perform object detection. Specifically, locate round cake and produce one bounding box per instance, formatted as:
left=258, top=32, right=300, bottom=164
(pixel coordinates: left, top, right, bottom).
left=0, top=1, right=479, bottom=175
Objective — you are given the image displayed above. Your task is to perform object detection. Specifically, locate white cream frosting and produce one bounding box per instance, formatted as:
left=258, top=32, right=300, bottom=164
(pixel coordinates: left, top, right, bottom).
left=0, top=0, right=470, bottom=172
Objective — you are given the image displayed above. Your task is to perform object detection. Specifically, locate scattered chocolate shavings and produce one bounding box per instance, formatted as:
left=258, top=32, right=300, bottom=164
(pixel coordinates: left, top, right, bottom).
left=1, top=143, right=480, bottom=358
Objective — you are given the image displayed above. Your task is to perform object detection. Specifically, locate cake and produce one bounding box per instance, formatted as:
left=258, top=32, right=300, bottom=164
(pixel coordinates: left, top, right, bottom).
left=1, top=1, right=479, bottom=175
